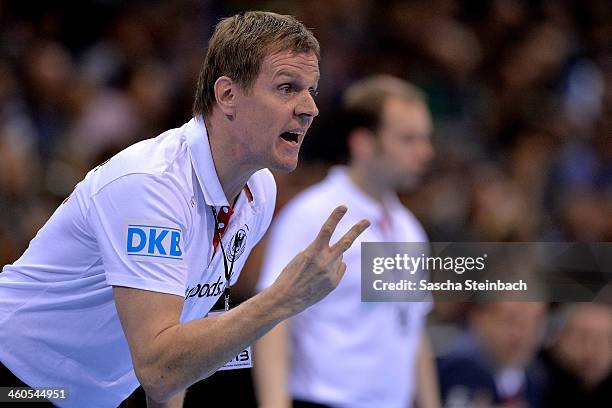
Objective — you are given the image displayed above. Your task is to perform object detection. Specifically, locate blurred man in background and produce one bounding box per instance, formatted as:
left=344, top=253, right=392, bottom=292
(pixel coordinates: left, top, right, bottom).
left=438, top=301, right=548, bottom=407
left=540, top=303, right=612, bottom=407
left=253, top=75, right=440, bottom=408
left=0, top=1, right=610, bottom=406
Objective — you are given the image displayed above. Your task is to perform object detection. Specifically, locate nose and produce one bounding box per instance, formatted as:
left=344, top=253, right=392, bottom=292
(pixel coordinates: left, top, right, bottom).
left=295, top=90, right=319, bottom=119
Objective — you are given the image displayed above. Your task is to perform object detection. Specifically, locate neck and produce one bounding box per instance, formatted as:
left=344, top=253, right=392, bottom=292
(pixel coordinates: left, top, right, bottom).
left=347, top=164, right=389, bottom=204
left=205, top=115, right=258, bottom=204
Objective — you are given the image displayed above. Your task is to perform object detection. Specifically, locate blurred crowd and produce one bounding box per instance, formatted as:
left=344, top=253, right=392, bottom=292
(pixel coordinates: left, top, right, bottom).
left=0, top=0, right=610, bottom=406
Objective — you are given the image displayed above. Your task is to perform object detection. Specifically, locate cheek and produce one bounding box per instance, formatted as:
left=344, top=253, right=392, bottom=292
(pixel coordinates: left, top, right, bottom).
left=384, top=148, right=418, bottom=173
left=260, top=100, right=292, bottom=132
left=241, top=116, right=276, bottom=145
left=381, top=139, right=416, bottom=163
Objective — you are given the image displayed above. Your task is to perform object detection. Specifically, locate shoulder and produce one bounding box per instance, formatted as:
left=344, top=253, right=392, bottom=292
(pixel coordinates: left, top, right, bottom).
left=79, top=125, right=193, bottom=220
left=394, top=203, right=429, bottom=242
left=438, top=333, right=494, bottom=382
left=84, top=124, right=190, bottom=196
left=271, top=179, right=338, bottom=236
left=438, top=354, right=496, bottom=395
left=87, top=172, right=193, bottom=231
left=284, top=178, right=337, bottom=215
left=438, top=335, right=496, bottom=393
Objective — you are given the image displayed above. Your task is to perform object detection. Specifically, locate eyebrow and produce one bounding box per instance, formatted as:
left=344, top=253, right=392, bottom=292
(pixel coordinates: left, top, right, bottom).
left=274, top=70, right=298, bottom=79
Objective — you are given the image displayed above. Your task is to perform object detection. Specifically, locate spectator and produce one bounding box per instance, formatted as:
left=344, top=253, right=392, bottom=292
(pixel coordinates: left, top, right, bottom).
left=438, top=302, right=548, bottom=407
left=540, top=303, right=612, bottom=407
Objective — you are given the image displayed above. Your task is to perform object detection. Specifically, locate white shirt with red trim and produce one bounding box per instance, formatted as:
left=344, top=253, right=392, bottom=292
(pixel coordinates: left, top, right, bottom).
left=0, top=118, right=276, bottom=407
left=257, top=167, right=430, bottom=408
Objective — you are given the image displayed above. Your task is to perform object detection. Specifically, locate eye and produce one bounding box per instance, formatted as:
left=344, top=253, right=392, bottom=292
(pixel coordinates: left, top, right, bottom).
left=309, top=88, right=319, bottom=97
left=278, top=84, right=293, bottom=94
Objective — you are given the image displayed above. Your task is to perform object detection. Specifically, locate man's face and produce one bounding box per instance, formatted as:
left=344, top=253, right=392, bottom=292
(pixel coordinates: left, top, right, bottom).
left=473, top=302, right=546, bottom=367
left=232, top=49, right=319, bottom=172
left=370, top=97, right=434, bottom=191
left=555, top=305, right=612, bottom=387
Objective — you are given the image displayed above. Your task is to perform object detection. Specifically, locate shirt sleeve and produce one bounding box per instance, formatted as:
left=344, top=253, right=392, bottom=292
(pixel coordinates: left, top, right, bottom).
left=88, top=173, right=192, bottom=296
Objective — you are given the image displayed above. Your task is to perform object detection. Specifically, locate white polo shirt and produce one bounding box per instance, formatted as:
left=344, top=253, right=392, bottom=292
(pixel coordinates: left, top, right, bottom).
left=0, top=117, right=276, bottom=407
left=257, top=167, right=430, bottom=408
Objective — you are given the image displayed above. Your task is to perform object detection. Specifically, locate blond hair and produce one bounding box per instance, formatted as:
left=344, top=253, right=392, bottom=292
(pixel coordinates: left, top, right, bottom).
left=193, top=11, right=320, bottom=117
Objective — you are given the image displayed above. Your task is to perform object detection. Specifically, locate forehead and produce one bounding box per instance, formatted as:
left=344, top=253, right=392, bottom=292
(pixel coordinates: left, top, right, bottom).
left=260, top=49, right=320, bottom=82
left=570, top=305, right=612, bottom=331
left=381, top=96, right=432, bottom=132
left=490, top=301, right=544, bottom=317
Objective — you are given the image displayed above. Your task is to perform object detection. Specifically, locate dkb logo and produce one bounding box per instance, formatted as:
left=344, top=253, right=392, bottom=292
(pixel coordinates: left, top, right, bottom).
left=126, top=224, right=182, bottom=260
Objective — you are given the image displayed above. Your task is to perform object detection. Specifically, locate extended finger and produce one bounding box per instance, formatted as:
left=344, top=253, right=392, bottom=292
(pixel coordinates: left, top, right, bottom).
left=312, top=206, right=348, bottom=250
left=329, top=219, right=370, bottom=256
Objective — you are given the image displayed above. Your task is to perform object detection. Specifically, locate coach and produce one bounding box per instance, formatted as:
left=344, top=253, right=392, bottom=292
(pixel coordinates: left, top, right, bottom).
left=0, top=11, right=369, bottom=407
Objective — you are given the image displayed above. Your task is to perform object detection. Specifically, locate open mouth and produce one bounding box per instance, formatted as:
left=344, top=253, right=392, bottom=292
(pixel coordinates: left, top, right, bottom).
left=279, top=131, right=300, bottom=144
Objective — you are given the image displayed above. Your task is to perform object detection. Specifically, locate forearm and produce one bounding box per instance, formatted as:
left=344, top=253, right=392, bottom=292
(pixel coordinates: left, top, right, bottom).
left=141, top=286, right=289, bottom=402
left=119, top=208, right=369, bottom=403
left=253, top=321, right=291, bottom=408
left=414, top=334, right=441, bottom=408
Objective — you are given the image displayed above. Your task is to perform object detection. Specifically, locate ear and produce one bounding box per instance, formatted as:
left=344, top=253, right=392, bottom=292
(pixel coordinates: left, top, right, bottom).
left=348, top=128, right=376, bottom=161
left=213, top=76, right=236, bottom=117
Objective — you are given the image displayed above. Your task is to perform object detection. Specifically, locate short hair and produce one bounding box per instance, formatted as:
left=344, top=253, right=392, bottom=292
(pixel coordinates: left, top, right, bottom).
left=193, top=11, right=320, bottom=117
left=342, top=75, right=427, bottom=134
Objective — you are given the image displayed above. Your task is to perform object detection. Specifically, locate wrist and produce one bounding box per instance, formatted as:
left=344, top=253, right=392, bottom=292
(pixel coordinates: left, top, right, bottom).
left=258, top=284, right=294, bottom=321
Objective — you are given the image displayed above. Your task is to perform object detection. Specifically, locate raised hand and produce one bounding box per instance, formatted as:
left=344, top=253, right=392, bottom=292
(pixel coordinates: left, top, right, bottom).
left=271, top=206, right=370, bottom=315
